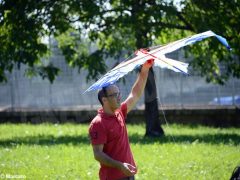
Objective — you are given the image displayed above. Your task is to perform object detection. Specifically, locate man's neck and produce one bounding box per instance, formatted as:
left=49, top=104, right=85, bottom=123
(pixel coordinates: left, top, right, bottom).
left=103, top=106, right=115, bottom=115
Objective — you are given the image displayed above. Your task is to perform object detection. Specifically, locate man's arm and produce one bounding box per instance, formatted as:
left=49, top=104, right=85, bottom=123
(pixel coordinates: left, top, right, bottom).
left=92, top=144, right=136, bottom=176
left=124, top=59, right=154, bottom=113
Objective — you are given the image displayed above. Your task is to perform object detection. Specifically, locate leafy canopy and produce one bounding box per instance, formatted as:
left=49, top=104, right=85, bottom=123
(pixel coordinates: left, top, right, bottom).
left=0, top=0, right=239, bottom=84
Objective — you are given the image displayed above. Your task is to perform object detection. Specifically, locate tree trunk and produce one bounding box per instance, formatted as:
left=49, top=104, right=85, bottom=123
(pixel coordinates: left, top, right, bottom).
left=131, top=0, right=164, bottom=137
left=144, top=67, right=164, bottom=137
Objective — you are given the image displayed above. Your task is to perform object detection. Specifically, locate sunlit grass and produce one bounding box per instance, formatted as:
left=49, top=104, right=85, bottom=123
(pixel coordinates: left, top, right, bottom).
left=0, top=123, right=239, bottom=179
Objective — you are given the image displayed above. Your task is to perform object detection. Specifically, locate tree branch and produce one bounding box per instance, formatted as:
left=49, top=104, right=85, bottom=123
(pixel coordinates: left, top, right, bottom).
left=150, top=21, right=193, bottom=31
left=176, top=12, right=195, bottom=32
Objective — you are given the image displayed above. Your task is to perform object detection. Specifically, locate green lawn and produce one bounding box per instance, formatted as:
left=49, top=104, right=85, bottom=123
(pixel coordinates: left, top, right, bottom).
left=0, top=123, right=239, bottom=180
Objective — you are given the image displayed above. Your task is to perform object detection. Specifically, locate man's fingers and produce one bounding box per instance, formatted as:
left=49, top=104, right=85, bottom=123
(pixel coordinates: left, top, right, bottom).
left=144, top=58, right=154, bottom=67
left=122, top=163, right=136, bottom=176
left=127, top=164, right=136, bottom=169
left=126, top=163, right=137, bottom=173
left=147, top=58, right=154, bottom=64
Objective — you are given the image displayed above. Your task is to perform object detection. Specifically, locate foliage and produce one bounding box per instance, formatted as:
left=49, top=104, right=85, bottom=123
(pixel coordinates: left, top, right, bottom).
left=0, top=0, right=105, bottom=83
left=181, top=0, right=240, bottom=84
left=0, top=0, right=239, bottom=84
left=56, top=29, right=107, bottom=81
left=0, top=123, right=239, bottom=179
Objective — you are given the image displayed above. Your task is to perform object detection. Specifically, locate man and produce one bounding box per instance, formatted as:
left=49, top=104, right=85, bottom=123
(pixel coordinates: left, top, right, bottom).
left=89, top=59, right=154, bottom=180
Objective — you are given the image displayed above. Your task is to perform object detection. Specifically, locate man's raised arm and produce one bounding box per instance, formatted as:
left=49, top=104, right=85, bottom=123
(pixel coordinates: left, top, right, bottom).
left=124, top=59, right=154, bottom=113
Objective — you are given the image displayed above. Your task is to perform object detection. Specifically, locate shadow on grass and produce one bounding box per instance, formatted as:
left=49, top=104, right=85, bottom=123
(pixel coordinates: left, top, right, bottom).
left=0, top=133, right=239, bottom=148
left=129, top=133, right=240, bottom=146
left=0, top=135, right=90, bottom=147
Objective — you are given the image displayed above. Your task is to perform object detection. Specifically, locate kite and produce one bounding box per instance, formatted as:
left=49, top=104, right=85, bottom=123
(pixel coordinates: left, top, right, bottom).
left=84, top=30, right=231, bottom=93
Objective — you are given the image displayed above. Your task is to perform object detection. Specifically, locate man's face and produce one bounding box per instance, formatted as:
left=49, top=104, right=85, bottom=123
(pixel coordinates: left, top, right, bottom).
left=104, top=85, right=121, bottom=110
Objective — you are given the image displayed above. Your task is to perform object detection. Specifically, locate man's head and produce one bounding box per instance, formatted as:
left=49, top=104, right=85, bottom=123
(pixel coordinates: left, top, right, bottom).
left=98, top=85, right=121, bottom=111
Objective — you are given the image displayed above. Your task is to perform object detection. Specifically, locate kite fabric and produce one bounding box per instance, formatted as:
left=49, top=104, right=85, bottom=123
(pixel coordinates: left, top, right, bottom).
left=84, top=30, right=231, bottom=93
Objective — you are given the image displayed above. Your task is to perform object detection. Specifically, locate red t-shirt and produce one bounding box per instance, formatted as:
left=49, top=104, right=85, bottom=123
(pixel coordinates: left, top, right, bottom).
left=89, top=103, right=136, bottom=180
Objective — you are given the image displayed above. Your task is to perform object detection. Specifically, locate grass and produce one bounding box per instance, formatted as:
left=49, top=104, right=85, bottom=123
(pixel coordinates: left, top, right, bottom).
left=0, top=123, right=239, bottom=180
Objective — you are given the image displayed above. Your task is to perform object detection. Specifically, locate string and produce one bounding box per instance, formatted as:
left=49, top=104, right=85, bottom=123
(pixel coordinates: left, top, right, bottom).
left=158, top=92, right=176, bottom=143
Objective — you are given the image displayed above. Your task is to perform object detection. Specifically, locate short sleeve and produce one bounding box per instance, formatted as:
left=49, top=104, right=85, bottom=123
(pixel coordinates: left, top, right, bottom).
left=120, top=102, right=128, bottom=119
left=89, top=118, right=107, bottom=145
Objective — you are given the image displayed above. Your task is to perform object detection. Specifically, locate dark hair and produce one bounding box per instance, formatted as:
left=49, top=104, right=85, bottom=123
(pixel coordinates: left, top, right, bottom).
left=98, top=87, right=108, bottom=106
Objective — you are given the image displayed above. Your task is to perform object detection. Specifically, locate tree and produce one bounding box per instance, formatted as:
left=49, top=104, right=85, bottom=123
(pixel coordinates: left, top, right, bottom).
left=0, top=0, right=193, bottom=83
left=0, top=0, right=106, bottom=82
left=181, top=0, right=240, bottom=84
left=1, top=0, right=239, bottom=83
left=58, top=0, right=188, bottom=136
left=1, top=0, right=239, bottom=135
left=61, top=0, right=194, bottom=136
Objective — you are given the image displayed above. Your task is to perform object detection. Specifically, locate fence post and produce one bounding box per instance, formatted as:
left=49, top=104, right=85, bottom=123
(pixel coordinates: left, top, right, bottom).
left=232, top=78, right=236, bottom=105
left=10, top=70, right=15, bottom=112
left=180, top=74, right=183, bottom=108
left=49, top=82, right=53, bottom=108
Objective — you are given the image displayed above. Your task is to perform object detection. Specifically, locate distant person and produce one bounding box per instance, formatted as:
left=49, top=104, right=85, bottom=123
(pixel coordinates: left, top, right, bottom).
left=89, top=59, right=154, bottom=180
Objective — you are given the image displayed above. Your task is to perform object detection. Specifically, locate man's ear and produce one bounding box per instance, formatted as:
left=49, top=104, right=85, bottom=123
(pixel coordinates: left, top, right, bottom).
left=102, top=97, right=108, bottom=104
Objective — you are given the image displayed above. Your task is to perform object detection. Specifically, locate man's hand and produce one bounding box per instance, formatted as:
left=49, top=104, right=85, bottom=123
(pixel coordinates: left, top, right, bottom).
left=120, top=162, right=137, bottom=176
left=142, top=59, right=154, bottom=71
